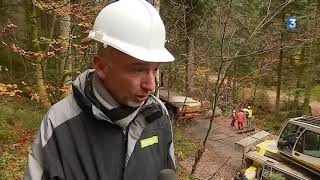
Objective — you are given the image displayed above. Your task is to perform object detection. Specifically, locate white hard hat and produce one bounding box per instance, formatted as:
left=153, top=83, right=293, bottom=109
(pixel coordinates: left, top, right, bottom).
left=88, top=0, right=175, bottom=62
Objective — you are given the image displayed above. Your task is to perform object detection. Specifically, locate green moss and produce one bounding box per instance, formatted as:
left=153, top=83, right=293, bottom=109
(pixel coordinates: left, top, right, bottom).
left=174, top=127, right=196, bottom=159
left=0, top=96, right=45, bottom=143
left=1, top=97, right=45, bottom=125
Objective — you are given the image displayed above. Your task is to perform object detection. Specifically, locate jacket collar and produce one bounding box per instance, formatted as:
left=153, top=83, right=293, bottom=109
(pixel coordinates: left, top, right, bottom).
left=72, top=70, right=150, bottom=128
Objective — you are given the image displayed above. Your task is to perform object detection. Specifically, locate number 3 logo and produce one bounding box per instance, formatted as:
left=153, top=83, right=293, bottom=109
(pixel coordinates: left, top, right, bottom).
left=289, top=19, right=296, bottom=28
left=287, top=16, right=297, bottom=30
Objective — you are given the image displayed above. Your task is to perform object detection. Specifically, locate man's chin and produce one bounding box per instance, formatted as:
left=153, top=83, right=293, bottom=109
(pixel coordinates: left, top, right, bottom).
left=126, top=101, right=144, bottom=108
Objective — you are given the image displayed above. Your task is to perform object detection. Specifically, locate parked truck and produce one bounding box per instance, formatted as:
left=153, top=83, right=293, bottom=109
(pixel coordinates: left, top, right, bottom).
left=158, top=88, right=203, bottom=119
left=235, top=116, right=320, bottom=180
left=158, top=87, right=223, bottom=120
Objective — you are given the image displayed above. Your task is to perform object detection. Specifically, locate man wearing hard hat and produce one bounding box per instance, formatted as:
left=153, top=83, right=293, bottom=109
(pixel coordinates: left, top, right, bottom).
left=24, top=0, right=175, bottom=179
left=247, top=106, right=253, bottom=129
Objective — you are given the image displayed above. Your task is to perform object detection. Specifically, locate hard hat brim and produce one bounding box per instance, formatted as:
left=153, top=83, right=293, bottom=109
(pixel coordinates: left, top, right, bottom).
left=88, top=31, right=175, bottom=62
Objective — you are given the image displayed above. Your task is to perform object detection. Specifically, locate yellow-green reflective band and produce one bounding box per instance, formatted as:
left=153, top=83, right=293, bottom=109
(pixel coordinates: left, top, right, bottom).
left=141, top=136, right=159, bottom=148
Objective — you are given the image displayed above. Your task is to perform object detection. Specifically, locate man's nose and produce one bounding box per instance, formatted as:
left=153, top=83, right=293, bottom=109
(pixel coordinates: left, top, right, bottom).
left=141, top=71, right=156, bottom=92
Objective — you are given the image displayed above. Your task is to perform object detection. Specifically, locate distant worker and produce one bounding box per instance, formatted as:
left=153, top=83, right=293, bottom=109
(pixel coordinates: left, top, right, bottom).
left=231, top=109, right=236, bottom=127
left=242, top=106, right=248, bottom=128
left=236, top=109, right=245, bottom=130
left=247, top=106, right=253, bottom=129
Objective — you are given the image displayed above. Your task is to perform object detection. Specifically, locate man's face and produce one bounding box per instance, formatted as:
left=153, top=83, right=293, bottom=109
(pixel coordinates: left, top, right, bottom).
left=94, top=47, right=160, bottom=107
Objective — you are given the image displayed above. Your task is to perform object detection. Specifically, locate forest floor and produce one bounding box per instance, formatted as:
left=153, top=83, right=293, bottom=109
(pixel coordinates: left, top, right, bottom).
left=0, top=96, right=44, bottom=179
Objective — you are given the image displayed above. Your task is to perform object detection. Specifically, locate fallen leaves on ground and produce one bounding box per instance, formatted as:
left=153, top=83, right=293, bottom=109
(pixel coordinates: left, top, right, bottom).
left=0, top=122, right=36, bottom=179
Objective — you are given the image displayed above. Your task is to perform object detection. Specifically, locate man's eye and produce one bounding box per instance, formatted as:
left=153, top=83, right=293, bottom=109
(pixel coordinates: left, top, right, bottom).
left=130, top=68, right=144, bottom=74
left=153, top=69, right=158, bottom=74
left=134, top=68, right=144, bottom=72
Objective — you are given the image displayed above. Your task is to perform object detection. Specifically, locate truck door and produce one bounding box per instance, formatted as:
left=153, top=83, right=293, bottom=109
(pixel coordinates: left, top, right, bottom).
left=293, top=130, right=320, bottom=171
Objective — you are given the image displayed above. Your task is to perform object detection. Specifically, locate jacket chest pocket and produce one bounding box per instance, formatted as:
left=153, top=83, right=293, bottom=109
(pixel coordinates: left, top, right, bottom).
left=131, top=128, right=170, bottom=166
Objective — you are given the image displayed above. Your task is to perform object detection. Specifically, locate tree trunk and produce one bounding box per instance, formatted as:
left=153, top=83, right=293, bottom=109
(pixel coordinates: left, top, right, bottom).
left=275, top=5, right=287, bottom=114
left=232, top=58, right=238, bottom=108
left=293, top=64, right=303, bottom=111
left=200, top=71, right=209, bottom=107
left=43, top=14, right=56, bottom=72
left=30, top=1, right=51, bottom=108
left=302, top=44, right=313, bottom=114
left=252, top=58, right=264, bottom=106
left=60, top=0, right=72, bottom=96
left=185, top=38, right=194, bottom=94
left=293, top=45, right=309, bottom=114
left=275, top=46, right=283, bottom=114
left=24, top=0, right=32, bottom=49
left=303, top=65, right=312, bottom=114
left=184, top=0, right=195, bottom=95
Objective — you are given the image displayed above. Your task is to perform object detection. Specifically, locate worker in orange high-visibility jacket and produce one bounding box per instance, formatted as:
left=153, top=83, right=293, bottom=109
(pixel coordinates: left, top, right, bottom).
left=236, top=109, right=245, bottom=130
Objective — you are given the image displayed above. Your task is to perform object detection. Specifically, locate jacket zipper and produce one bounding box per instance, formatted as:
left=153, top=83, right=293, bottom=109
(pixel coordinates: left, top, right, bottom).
left=122, top=127, right=129, bottom=180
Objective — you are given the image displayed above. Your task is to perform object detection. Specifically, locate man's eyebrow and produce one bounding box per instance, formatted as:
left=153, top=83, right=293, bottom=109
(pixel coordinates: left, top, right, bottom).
left=130, top=62, right=147, bottom=67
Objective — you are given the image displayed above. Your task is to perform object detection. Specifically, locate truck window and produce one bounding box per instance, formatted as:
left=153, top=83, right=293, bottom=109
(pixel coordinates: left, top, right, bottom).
left=278, top=123, right=304, bottom=154
left=295, top=130, right=320, bottom=158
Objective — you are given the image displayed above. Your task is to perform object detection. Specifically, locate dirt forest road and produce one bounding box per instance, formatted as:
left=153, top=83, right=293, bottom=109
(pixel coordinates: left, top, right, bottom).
left=180, top=116, right=253, bottom=180
left=309, top=101, right=320, bottom=116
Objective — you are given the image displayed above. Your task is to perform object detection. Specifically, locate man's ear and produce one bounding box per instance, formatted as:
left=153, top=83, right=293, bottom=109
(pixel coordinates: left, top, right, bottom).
left=93, top=55, right=107, bottom=79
